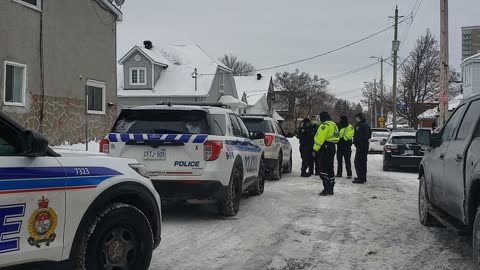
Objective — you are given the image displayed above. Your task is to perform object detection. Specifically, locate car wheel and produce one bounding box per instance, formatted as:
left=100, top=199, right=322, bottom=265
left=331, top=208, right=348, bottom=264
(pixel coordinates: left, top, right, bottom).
left=283, top=152, right=293, bottom=174
left=78, top=203, right=153, bottom=270
left=270, top=152, right=283, bottom=181
left=418, top=176, right=439, bottom=226
left=218, top=161, right=242, bottom=216
left=473, top=206, right=480, bottom=268
left=250, top=158, right=265, bottom=196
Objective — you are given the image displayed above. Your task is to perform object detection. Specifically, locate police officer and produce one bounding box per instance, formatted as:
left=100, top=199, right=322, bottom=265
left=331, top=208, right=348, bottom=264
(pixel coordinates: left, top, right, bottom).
left=336, top=116, right=354, bottom=179
left=353, top=113, right=371, bottom=184
left=313, top=112, right=339, bottom=196
left=297, top=118, right=316, bottom=177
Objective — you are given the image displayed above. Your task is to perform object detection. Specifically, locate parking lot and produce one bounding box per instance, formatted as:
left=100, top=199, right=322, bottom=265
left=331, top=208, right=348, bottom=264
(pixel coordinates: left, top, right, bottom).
left=149, top=144, right=475, bottom=270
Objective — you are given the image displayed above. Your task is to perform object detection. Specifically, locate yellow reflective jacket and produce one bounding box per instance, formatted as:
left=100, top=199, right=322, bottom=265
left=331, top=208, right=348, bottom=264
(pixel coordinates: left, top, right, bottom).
left=313, top=121, right=339, bottom=151
left=339, top=124, right=354, bottom=141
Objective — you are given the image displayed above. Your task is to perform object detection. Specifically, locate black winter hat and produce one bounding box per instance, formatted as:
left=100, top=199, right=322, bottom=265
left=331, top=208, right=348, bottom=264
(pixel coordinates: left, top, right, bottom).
left=340, top=115, right=348, bottom=123
left=319, top=111, right=331, bottom=123
left=303, top=117, right=311, bottom=124
left=355, top=113, right=365, bottom=120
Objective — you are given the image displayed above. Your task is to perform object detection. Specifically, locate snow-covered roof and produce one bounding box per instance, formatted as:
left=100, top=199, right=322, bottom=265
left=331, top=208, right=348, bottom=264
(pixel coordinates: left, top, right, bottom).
left=234, top=75, right=272, bottom=105
left=449, top=94, right=464, bottom=110
left=99, top=0, right=123, bottom=21
left=218, top=95, right=247, bottom=108
left=273, top=111, right=285, bottom=122
left=418, top=94, right=464, bottom=119
left=118, top=44, right=231, bottom=97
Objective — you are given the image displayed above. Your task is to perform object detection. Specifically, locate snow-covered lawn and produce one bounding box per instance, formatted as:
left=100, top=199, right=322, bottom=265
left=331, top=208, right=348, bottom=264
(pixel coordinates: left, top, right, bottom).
left=51, top=141, right=100, bottom=153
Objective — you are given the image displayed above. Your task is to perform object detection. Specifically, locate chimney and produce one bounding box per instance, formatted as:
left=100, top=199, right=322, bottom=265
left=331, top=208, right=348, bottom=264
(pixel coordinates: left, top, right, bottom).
left=257, top=73, right=263, bottom=80
left=144, top=40, right=153, bottom=50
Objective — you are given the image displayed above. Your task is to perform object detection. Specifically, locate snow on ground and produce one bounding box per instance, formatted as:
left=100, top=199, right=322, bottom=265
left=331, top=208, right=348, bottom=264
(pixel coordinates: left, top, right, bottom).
left=150, top=138, right=474, bottom=270
left=51, top=141, right=100, bottom=153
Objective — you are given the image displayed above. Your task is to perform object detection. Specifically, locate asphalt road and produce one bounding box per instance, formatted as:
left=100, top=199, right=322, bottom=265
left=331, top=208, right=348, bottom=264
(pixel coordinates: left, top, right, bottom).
left=150, top=143, right=475, bottom=270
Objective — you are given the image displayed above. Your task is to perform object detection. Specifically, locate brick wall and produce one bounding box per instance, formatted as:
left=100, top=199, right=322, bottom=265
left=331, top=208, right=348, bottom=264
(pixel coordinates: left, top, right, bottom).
left=3, top=94, right=117, bottom=145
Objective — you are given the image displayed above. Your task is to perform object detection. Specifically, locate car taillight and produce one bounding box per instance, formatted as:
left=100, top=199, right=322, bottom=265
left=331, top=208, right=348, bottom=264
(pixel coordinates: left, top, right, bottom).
left=100, top=139, right=110, bottom=154
left=264, top=135, right=275, bottom=146
left=204, top=141, right=223, bottom=161
left=384, top=144, right=398, bottom=152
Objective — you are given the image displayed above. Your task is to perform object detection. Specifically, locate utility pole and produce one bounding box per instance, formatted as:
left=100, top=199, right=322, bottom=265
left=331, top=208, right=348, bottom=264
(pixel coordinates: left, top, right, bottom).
left=439, top=0, right=449, bottom=126
left=371, top=56, right=385, bottom=127
left=390, top=6, right=402, bottom=129
left=374, top=78, right=378, bottom=127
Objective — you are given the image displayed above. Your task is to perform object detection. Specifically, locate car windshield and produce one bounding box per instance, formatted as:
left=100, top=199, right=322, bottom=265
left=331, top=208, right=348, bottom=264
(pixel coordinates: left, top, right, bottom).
left=111, top=109, right=210, bottom=135
left=391, top=136, right=417, bottom=145
left=243, top=119, right=274, bottom=133
left=372, top=132, right=390, bottom=138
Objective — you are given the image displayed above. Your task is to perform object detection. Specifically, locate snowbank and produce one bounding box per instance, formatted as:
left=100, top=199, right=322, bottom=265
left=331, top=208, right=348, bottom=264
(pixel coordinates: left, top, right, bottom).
left=52, top=141, right=100, bottom=153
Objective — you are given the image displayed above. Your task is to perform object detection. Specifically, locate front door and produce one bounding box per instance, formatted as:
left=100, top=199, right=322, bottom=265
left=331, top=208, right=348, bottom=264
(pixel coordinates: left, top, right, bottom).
left=0, top=119, right=66, bottom=267
left=444, top=100, right=480, bottom=220
left=428, top=105, right=466, bottom=209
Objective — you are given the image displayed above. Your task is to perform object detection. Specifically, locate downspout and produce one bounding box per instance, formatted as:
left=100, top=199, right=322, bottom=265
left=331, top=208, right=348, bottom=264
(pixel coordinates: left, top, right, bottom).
left=39, top=5, right=45, bottom=133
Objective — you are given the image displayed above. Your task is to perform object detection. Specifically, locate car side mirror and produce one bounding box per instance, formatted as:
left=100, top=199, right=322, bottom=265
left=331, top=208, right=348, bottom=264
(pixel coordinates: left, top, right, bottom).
left=249, top=131, right=265, bottom=140
left=286, top=132, right=294, bottom=138
left=23, top=130, right=49, bottom=157
left=380, top=139, right=387, bottom=146
left=416, top=129, right=432, bottom=147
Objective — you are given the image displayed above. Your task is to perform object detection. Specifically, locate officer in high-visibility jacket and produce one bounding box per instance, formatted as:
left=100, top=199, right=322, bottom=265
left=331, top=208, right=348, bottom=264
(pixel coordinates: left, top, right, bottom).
left=313, top=111, right=340, bottom=196
left=336, top=116, right=355, bottom=179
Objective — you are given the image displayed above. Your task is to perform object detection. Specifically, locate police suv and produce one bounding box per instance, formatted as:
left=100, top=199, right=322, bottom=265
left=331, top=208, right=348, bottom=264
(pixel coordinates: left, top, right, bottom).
left=0, top=112, right=161, bottom=270
left=101, top=104, right=265, bottom=216
left=242, top=115, right=293, bottom=180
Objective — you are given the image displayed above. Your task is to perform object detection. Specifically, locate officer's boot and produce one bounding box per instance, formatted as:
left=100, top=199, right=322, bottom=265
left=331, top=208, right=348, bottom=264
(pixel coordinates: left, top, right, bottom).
left=319, top=176, right=329, bottom=196
left=329, top=178, right=336, bottom=195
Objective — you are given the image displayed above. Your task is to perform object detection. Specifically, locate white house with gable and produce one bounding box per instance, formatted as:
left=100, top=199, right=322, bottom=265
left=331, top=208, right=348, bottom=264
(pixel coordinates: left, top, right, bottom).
left=462, top=53, right=480, bottom=99
left=117, top=41, right=244, bottom=109
left=235, top=74, right=276, bottom=116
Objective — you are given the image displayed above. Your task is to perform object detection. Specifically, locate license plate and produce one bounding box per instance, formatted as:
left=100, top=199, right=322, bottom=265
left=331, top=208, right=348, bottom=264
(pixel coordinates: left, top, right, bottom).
left=144, top=149, right=166, bottom=160
left=404, top=150, right=414, bottom=155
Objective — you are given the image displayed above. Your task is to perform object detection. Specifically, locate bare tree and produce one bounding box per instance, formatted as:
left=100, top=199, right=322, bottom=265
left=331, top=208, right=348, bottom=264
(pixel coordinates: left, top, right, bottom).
left=274, top=69, right=330, bottom=125
left=218, top=54, right=256, bottom=76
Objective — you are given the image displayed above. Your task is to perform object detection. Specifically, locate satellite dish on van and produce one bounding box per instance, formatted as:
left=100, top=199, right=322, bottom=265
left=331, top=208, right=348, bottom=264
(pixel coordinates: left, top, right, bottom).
left=114, top=0, right=125, bottom=7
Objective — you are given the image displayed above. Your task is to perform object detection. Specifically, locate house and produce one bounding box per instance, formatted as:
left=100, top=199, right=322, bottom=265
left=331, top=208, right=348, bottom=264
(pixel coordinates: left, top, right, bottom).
left=462, top=53, right=480, bottom=99
left=0, top=0, right=122, bottom=145
left=418, top=94, right=463, bottom=128
left=117, top=41, right=243, bottom=110
left=234, top=74, right=275, bottom=115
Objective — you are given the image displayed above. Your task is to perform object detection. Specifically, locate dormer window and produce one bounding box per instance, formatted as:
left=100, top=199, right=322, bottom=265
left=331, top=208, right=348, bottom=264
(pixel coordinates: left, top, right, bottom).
left=129, top=67, right=147, bottom=86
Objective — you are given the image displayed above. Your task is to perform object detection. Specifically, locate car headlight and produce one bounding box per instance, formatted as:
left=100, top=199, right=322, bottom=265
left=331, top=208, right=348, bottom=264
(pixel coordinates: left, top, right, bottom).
left=129, top=163, right=150, bottom=178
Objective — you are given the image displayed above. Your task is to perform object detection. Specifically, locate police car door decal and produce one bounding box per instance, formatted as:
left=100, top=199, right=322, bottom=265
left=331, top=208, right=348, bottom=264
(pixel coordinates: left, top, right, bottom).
left=0, top=204, right=25, bottom=254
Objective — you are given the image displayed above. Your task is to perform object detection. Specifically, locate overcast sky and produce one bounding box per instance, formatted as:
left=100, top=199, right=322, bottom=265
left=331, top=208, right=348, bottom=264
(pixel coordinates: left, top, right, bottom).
left=117, top=0, right=480, bottom=100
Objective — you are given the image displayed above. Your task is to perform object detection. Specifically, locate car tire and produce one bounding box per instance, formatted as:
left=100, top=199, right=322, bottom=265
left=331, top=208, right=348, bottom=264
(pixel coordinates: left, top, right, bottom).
left=218, top=161, right=242, bottom=216
left=77, top=203, right=153, bottom=270
left=472, top=206, right=480, bottom=268
left=250, top=158, right=265, bottom=196
left=383, top=164, right=389, bottom=171
left=283, top=152, right=293, bottom=174
left=270, top=152, right=283, bottom=181
left=418, top=176, right=439, bottom=227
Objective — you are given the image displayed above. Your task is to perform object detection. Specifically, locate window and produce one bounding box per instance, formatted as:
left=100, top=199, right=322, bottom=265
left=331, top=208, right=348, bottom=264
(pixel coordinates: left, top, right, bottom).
left=441, top=105, right=465, bottom=143
left=3, top=61, right=26, bottom=106
left=219, top=74, right=224, bottom=93
left=12, top=0, right=42, bottom=11
left=229, top=114, right=243, bottom=137
left=112, top=110, right=209, bottom=135
left=243, top=119, right=274, bottom=133
left=456, top=100, right=480, bottom=141
left=274, top=122, right=285, bottom=136
left=0, top=122, right=22, bottom=155
left=129, top=67, right=147, bottom=86
left=391, top=136, right=416, bottom=145
left=86, top=80, right=105, bottom=114
left=210, top=114, right=226, bottom=136
left=236, top=115, right=250, bottom=138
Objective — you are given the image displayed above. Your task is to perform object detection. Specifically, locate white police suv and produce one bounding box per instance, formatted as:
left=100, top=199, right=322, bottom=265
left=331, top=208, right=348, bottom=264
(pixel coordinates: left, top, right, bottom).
left=0, top=112, right=161, bottom=270
left=242, top=115, right=293, bottom=180
left=101, top=104, right=265, bottom=216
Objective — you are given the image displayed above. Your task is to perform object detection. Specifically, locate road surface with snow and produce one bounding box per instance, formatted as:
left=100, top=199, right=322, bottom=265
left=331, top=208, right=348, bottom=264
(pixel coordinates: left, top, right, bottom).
left=64, top=138, right=466, bottom=270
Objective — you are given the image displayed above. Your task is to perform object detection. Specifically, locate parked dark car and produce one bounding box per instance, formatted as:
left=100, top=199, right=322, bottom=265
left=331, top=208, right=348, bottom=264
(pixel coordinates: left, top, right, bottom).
left=416, top=94, right=480, bottom=268
left=382, top=131, right=423, bottom=171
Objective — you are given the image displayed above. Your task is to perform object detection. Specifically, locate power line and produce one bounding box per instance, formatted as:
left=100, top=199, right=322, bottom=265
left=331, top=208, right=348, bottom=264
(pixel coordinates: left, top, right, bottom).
left=325, top=62, right=380, bottom=81
left=200, top=17, right=411, bottom=76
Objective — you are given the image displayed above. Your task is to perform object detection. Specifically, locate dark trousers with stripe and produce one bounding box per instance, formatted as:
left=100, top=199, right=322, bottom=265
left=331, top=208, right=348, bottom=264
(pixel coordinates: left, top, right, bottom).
left=319, top=143, right=336, bottom=191
left=300, top=145, right=314, bottom=174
